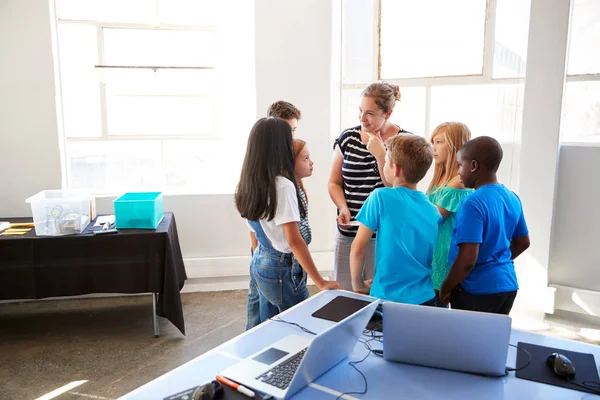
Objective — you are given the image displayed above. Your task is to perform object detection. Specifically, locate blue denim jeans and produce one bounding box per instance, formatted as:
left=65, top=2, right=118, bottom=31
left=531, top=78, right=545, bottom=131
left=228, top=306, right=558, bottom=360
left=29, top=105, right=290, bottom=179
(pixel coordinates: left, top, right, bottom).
left=246, top=244, right=309, bottom=329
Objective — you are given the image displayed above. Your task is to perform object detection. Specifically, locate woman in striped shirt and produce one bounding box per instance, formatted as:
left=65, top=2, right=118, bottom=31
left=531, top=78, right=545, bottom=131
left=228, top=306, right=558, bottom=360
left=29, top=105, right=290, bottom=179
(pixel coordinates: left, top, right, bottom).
left=328, top=82, right=409, bottom=290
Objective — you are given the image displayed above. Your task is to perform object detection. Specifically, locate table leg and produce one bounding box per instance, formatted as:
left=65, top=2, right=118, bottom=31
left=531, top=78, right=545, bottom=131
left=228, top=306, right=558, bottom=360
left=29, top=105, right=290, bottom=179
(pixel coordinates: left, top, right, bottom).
left=152, top=292, right=159, bottom=338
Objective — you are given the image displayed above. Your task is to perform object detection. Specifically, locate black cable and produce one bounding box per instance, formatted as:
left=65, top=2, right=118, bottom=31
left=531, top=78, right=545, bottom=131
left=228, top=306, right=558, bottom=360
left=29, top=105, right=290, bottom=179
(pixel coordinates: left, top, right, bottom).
left=268, top=316, right=317, bottom=336
left=505, top=343, right=532, bottom=372
left=568, top=379, right=600, bottom=394
left=335, top=338, right=377, bottom=400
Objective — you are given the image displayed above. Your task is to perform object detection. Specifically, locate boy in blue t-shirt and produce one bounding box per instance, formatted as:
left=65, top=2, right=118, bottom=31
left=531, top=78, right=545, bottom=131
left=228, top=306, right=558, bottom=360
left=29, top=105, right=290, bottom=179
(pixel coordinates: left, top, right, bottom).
left=351, top=134, right=441, bottom=305
left=439, top=136, right=530, bottom=315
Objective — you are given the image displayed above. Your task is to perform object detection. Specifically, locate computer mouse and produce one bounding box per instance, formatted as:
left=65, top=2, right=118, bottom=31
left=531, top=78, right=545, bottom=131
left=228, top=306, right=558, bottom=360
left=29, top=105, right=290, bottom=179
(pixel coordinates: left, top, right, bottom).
left=546, top=352, right=576, bottom=379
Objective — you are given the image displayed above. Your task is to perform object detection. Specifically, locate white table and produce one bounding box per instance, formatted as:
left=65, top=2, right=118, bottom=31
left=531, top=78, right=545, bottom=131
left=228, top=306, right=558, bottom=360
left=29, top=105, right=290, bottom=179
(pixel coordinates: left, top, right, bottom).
left=120, top=290, right=600, bottom=399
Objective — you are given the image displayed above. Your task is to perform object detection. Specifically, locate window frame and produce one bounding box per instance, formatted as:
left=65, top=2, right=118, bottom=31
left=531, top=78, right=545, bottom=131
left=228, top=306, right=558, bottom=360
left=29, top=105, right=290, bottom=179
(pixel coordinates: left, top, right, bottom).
left=348, top=0, right=600, bottom=145
left=342, top=0, right=529, bottom=138
left=54, top=1, right=228, bottom=194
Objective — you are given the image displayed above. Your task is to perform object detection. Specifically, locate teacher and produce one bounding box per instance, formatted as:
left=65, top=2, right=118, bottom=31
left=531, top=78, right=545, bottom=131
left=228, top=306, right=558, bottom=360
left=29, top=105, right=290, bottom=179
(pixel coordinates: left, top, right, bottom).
left=328, top=82, right=409, bottom=290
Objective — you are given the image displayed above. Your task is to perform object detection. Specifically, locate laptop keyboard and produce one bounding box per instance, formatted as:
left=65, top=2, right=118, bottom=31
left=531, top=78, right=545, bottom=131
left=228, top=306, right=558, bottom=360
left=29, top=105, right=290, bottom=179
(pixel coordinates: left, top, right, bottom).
left=257, top=348, right=308, bottom=390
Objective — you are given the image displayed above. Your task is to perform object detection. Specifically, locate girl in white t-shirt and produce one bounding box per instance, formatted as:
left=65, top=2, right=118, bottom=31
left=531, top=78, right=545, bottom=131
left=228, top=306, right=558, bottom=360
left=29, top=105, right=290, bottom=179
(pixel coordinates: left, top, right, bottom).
left=235, top=117, right=340, bottom=329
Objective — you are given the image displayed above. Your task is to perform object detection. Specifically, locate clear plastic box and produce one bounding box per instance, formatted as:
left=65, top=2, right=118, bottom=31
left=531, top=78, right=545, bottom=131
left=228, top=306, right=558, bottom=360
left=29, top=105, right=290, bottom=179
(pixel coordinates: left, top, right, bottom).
left=25, top=190, right=91, bottom=236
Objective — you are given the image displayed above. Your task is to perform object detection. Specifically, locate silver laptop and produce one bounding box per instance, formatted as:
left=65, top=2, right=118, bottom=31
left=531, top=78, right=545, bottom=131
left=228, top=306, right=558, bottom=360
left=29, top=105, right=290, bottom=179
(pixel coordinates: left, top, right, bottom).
left=383, top=302, right=512, bottom=376
left=221, top=299, right=379, bottom=399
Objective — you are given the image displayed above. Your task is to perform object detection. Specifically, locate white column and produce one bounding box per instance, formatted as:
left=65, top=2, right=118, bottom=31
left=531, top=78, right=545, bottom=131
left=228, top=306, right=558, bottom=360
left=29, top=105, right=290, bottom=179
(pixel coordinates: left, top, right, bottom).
left=517, top=0, right=572, bottom=315
left=255, top=0, right=340, bottom=256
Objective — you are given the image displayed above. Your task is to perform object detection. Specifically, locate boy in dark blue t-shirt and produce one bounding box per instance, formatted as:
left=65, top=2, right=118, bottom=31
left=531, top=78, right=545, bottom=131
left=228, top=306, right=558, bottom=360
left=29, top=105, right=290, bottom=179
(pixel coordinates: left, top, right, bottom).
left=439, top=136, right=530, bottom=315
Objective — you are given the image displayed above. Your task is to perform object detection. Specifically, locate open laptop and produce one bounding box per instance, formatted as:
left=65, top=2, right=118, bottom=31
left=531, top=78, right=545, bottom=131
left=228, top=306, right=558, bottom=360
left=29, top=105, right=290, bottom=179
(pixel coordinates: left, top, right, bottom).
left=383, top=302, right=512, bottom=376
left=221, top=298, right=379, bottom=399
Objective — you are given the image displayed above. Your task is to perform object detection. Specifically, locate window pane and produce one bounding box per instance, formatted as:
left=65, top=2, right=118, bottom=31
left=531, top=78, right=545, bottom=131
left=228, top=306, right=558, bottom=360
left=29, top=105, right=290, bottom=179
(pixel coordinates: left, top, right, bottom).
left=99, top=68, right=214, bottom=96
left=567, top=0, right=600, bottom=75
left=342, top=0, right=376, bottom=83
left=158, top=0, right=216, bottom=26
left=56, top=0, right=155, bottom=24
left=103, top=29, right=214, bottom=67
left=430, top=84, right=524, bottom=142
left=66, top=139, right=245, bottom=194
left=163, top=140, right=245, bottom=194
left=380, top=0, right=487, bottom=79
left=57, top=23, right=102, bottom=138
left=106, top=94, right=214, bottom=136
left=339, top=87, right=426, bottom=138
left=66, top=141, right=163, bottom=193
left=561, top=81, right=600, bottom=143
left=493, top=0, right=530, bottom=78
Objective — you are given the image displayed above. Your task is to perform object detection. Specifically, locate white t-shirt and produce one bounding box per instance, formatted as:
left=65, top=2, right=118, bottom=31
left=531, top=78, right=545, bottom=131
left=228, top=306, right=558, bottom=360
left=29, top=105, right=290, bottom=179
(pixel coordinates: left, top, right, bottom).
left=249, top=176, right=300, bottom=253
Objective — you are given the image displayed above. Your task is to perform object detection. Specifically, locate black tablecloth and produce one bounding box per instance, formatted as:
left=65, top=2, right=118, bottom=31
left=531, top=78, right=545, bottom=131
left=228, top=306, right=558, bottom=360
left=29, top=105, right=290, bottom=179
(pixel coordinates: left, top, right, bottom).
left=0, top=212, right=187, bottom=335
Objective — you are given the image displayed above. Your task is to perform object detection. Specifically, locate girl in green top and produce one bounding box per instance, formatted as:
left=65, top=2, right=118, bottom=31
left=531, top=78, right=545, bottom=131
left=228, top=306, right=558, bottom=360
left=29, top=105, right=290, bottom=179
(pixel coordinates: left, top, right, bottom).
left=427, top=122, right=473, bottom=307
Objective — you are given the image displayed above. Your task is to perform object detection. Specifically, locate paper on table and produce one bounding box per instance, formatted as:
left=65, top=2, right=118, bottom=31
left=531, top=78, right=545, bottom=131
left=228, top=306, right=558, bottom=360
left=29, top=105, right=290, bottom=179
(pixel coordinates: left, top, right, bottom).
left=94, top=215, right=116, bottom=227
left=0, top=222, right=10, bottom=232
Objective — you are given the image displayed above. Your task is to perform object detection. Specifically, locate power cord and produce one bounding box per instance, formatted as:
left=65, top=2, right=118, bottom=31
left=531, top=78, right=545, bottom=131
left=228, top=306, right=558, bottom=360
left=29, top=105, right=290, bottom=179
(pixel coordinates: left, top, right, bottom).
left=505, top=343, right=532, bottom=373
left=334, top=337, right=379, bottom=400
left=268, top=316, right=317, bottom=336
left=568, top=379, right=600, bottom=394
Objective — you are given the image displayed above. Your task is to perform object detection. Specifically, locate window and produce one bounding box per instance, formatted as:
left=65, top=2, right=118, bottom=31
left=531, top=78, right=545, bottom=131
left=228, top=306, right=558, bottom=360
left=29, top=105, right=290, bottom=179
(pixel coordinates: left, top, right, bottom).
left=341, top=0, right=530, bottom=190
left=55, top=0, right=255, bottom=194
left=561, top=0, right=600, bottom=143
left=380, top=0, right=487, bottom=79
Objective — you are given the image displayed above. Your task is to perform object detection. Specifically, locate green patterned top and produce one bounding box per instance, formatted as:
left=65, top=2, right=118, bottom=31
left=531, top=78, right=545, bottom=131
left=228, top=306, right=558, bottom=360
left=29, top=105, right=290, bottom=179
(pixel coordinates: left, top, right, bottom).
left=428, top=186, right=474, bottom=290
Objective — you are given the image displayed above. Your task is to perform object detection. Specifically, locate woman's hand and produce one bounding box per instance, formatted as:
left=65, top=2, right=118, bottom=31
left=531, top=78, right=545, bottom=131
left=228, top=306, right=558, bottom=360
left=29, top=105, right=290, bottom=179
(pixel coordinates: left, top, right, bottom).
left=365, top=130, right=386, bottom=160
left=336, top=207, right=351, bottom=227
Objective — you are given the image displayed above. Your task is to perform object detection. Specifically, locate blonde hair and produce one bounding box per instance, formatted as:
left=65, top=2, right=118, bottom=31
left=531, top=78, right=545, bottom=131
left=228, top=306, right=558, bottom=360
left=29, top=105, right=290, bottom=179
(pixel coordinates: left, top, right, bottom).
left=361, top=82, right=401, bottom=113
left=293, top=139, right=308, bottom=204
left=427, top=122, right=472, bottom=194
left=386, top=134, right=433, bottom=184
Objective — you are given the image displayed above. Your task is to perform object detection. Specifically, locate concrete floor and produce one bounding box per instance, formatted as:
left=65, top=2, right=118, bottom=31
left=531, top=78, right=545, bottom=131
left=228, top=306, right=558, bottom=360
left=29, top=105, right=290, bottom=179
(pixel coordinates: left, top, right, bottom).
left=0, top=288, right=598, bottom=400
left=0, top=290, right=253, bottom=400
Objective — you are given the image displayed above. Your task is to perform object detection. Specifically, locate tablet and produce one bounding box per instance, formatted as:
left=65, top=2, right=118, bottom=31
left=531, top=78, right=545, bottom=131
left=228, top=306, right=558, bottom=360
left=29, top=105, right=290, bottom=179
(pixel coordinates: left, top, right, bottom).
left=311, top=295, right=372, bottom=322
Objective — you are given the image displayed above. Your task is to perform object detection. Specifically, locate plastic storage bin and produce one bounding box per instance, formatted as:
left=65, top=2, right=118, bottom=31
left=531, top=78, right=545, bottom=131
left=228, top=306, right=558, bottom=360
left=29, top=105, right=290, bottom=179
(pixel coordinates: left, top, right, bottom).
left=25, top=190, right=91, bottom=236
left=113, top=192, right=164, bottom=229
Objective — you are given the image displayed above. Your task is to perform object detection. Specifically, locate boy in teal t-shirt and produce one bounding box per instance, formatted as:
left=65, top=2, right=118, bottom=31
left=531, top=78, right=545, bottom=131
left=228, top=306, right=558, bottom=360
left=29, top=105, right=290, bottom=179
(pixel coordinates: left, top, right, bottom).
left=351, top=134, right=441, bottom=305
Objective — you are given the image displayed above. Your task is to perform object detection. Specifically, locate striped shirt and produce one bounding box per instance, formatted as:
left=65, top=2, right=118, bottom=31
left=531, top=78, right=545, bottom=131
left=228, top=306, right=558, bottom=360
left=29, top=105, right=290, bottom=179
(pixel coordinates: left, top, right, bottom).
left=334, top=125, right=409, bottom=237
left=298, top=186, right=312, bottom=245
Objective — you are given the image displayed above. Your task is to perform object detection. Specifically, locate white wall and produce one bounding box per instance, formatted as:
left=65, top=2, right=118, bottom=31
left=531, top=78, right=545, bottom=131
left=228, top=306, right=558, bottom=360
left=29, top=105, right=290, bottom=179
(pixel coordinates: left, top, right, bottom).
left=549, top=145, right=600, bottom=316
left=0, top=0, right=62, bottom=217
left=551, top=146, right=600, bottom=290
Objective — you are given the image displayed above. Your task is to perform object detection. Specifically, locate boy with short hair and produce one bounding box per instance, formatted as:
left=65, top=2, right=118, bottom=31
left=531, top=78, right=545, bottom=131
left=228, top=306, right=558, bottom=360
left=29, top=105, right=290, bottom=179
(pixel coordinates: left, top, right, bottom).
left=267, top=100, right=302, bottom=136
left=439, top=136, right=530, bottom=315
left=351, top=134, right=441, bottom=305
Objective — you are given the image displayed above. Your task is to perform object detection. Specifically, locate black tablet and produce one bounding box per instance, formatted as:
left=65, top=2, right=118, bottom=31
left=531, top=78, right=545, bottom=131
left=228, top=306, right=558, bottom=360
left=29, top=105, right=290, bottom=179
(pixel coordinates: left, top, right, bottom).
left=311, top=295, right=372, bottom=322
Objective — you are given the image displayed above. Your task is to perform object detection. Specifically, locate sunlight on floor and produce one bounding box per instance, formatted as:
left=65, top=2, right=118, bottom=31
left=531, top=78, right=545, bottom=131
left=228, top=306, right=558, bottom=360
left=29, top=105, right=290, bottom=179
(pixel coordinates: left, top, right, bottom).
left=34, top=380, right=88, bottom=400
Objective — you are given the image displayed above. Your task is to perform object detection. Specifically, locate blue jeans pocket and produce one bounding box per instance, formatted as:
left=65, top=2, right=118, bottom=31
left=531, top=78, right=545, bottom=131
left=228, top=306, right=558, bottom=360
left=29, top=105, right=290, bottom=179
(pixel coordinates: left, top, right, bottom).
left=291, top=258, right=309, bottom=302
left=253, top=254, right=290, bottom=307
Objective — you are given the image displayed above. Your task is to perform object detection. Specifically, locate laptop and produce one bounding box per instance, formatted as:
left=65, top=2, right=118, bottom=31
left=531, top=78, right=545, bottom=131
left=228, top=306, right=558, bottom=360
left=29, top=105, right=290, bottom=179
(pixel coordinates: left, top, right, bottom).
left=221, top=298, right=379, bottom=399
left=383, top=302, right=512, bottom=376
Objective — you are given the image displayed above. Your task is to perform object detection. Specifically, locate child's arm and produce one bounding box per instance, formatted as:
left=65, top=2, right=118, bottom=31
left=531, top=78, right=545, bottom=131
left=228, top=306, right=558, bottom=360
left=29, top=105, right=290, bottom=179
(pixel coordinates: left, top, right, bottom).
left=328, top=151, right=352, bottom=225
left=282, top=222, right=340, bottom=291
left=350, top=225, right=374, bottom=294
left=435, top=206, right=451, bottom=220
left=439, top=243, right=479, bottom=304
left=434, top=177, right=466, bottom=220
left=511, top=207, right=530, bottom=260
left=249, top=231, right=258, bottom=253
left=510, top=235, right=530, bottom=260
